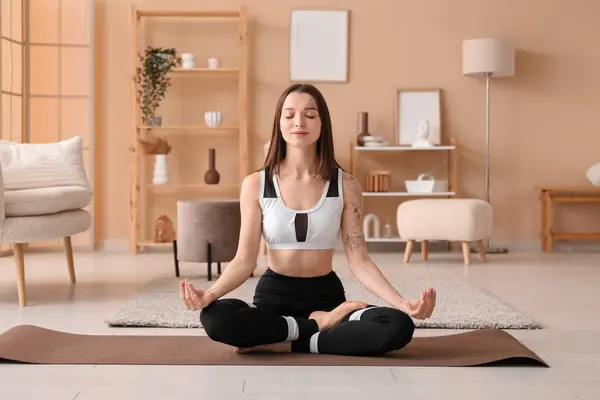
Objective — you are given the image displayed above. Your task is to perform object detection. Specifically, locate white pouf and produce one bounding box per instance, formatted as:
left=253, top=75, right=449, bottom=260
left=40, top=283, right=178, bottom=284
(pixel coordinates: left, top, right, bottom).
left=396, top=199, right=493, bottom=265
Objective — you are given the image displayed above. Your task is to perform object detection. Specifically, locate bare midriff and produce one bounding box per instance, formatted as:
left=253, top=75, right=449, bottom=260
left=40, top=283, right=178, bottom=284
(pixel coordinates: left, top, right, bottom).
left=266, top=249, right=335, bottom=278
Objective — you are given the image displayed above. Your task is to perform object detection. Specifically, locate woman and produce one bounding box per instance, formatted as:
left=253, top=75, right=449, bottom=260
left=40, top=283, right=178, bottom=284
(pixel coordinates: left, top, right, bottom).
left=180, top=83, right=436, bottom=356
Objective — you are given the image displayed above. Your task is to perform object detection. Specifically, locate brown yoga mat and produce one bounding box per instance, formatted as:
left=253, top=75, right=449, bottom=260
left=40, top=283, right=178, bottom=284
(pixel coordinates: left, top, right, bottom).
left=0, top=325, right=547, bottom=367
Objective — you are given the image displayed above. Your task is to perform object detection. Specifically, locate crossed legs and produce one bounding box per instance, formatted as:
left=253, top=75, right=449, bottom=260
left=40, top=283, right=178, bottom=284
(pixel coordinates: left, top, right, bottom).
left=200, top=298, right=415, bottom=356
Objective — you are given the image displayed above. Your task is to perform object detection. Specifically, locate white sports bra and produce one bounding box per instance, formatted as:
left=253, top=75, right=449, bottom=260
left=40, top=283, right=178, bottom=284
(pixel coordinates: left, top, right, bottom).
left=259, top=167, right=344, bottom=250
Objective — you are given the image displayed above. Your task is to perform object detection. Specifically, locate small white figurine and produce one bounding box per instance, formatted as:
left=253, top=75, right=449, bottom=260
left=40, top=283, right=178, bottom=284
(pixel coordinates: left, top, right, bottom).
left=362, top=213, right=380, bottom=239
left=411, top=120, right=434, bottom=148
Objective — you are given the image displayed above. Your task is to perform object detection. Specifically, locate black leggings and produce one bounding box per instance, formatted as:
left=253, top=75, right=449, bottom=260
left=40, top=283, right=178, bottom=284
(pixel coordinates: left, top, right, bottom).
left=199, top=268, right=415, bottom=357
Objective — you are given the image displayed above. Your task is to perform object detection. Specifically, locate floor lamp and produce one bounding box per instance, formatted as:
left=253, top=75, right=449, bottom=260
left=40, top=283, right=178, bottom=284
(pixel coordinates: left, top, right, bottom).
left=462, top=38, right=515, bottom=253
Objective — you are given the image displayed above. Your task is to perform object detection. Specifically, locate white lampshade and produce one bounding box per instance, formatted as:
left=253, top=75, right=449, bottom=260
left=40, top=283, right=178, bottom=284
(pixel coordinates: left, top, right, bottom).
left=462, top=38, right=515, bottom=77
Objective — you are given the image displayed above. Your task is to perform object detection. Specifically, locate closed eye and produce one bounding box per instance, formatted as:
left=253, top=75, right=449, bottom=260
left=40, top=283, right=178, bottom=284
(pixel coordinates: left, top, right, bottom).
left=282, top=110, right=318, bottom=119
left=285, top=115, right=316, bottom=119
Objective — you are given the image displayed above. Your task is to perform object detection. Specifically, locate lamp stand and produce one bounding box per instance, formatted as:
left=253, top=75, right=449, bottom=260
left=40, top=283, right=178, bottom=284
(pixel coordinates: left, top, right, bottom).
left=473, top=72, right=508, bottom=255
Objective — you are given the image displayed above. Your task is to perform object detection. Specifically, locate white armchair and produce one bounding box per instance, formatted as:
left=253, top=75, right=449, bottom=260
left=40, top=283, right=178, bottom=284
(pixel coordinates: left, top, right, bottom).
left=0, top=136, right=92, bottom=306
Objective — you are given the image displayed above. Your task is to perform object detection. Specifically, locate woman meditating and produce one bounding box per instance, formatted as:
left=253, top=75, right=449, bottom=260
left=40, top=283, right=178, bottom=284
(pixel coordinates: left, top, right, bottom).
left=180, top=83, right=436, bottom=356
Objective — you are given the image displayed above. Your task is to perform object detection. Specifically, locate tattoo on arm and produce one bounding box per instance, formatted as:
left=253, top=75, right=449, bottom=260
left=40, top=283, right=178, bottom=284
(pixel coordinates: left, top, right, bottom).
left=342, top=174, right=366, bottom=252
left=343, top=234, right=365, bottom=252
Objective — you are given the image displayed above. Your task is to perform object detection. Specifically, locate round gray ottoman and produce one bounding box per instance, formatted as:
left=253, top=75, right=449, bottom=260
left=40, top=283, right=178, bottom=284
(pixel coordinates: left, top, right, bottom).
left=175, top=199, right=241, bottom=281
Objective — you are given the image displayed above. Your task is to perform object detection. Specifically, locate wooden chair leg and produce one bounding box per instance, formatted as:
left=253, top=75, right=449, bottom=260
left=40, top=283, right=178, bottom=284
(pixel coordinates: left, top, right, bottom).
left=13, top=243, right=26, bottom=307
left=476, top=240, right=486, bottom=262
left=404, top=240, right=415, bottom=263
left=453, top=241, right=461, bottom=253
left=421, top=240, right=428, bottom=261
left=461, top=241, right=471, bottom=265
left=63, top=236, right=76, bottom=284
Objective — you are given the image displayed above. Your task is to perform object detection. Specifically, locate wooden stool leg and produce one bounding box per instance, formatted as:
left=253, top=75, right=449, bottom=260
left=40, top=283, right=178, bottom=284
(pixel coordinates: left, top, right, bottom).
left=539, top=190, right=547, bottom=252
left=207, top=241, right=212, bottom=281
left=404, top=240, right=415, bottom=263
left=173, top=240, right=180, bottom=277
left=453, top=241, right=461, bottom=252
left=63, top=236, right=76, bottom=284
left=421, top=240, right=428, bottom=261
left=461, top=241, right=471, bottom=265
left=14, top=243, right=26, bottom=307
left=545, top=192, right=554, bottom=252
left=476, top=240, right=486, bottom=261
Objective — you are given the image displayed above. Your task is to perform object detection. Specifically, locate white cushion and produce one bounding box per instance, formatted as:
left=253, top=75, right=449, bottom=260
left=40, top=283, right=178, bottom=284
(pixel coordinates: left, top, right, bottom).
left=0, top=136, right=91, bottom=192
left=4, top=186, right=91, bottom=217
left=397, top=199, right=493, bottom=241
left=0, top=209, right=91, bottom=243
left=0, top=158, right=4, bottom=226
left=0, top=139, right=17, bottom=158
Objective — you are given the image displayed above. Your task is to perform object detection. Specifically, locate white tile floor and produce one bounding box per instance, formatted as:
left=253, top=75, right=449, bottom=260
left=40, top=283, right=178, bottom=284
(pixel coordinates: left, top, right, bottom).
left=0, top=249, right=599, bottom=399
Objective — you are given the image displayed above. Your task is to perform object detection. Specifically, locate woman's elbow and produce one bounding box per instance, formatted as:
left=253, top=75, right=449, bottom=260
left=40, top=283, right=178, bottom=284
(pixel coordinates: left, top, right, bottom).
left=345, top=250, right=370, bottom=270
left=231, top=251, right=258, bottom=272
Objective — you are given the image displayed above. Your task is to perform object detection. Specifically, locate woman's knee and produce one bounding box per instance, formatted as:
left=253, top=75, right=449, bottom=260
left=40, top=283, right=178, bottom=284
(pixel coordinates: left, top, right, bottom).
left=199, top=300, right=242, bottom=343
left=388, top=309, right=415, bottom=349
left=199, top=302, right=220, bottom=338
left=374, top=308, right=415, bottom=352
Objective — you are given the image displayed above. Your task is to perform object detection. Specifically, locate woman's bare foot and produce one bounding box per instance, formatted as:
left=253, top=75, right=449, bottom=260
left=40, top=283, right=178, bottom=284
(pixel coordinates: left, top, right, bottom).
left=235, top=341, right=292, bottom=354
left=309, top=301, right=368, bottom=331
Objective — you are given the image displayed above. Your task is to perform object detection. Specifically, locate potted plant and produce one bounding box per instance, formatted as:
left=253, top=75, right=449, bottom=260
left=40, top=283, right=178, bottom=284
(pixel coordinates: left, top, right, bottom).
left=136, top=46, right=180, bottom=126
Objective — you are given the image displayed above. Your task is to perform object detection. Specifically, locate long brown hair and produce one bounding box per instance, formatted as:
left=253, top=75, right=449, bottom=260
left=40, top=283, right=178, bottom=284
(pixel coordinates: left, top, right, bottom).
left=262, top=84, right=342, bottom=181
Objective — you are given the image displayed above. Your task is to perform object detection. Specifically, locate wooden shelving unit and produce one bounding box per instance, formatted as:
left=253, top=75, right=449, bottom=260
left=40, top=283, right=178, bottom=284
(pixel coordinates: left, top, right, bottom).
left=170, top=67, right=240, bottom=74
left=145, top=183, right=240, bottom=195
left=349, top=139, right=459, bottom=243
left=129, top=7, right=249, bottom=253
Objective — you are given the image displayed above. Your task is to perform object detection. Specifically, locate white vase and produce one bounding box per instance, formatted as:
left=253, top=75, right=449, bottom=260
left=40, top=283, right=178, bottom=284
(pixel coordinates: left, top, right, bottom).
left=204, top=111, right=222, bottom=127
left=208, top=57, right=220, bottom=69
left=181, top=53, right=196, bottom=69
left=153, top=154, right=169, bottom=185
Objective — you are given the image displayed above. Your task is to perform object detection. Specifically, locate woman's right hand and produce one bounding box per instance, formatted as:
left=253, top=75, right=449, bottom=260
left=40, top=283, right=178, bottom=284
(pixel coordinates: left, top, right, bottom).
left=398, top=288, right=436, bottom=320
left=180, top=280, right=217, bottom=311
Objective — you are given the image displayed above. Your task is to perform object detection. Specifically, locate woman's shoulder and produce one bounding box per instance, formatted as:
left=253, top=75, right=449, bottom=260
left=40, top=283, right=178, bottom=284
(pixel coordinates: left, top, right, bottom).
left=240, top=171, right=263, bottom=199
left=340, top=170, right=360, bottom=188
left=244, top=170, right=263, bottom=184
left=340, top=170, right=362, bottom=201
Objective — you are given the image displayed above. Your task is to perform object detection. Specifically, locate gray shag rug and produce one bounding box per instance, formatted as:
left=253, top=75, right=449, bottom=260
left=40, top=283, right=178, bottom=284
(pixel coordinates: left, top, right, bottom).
left=105, top=267, right=542, bottom=330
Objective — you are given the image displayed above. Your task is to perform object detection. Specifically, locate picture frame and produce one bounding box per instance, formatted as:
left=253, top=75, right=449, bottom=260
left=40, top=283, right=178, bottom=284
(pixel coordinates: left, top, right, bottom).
left=289, top=9, right=350, bottom=83
left=395, top=89, right=442, bottom=145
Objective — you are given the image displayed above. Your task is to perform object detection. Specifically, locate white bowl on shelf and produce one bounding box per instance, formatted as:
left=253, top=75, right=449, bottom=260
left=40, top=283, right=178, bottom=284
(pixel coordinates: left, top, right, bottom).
left=405, top=173, right=448, bottom=193
left=363, top=136, right=390, bottom=147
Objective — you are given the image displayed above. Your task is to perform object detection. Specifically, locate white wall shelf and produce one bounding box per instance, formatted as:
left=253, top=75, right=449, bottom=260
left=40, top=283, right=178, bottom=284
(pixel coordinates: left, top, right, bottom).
left=365, top=237, right=406, bottom=243
left=349, top=138, right=459, bottom=247
left=362, top=191, right=455, bottom=197
left=355, top=145, right=455, bottom=151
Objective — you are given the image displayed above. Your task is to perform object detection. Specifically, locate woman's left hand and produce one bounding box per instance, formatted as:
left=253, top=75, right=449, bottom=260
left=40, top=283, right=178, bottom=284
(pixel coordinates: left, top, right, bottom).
left=180, top=280, right=216, bottom=311
left=398, top=288, right=436, bottom=320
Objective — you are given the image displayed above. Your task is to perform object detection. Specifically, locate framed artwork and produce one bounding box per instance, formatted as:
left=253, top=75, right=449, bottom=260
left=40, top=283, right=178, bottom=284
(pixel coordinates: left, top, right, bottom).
left=395, top=89, right=442, bottom=145
left=289, top=9, right=349, bottom=82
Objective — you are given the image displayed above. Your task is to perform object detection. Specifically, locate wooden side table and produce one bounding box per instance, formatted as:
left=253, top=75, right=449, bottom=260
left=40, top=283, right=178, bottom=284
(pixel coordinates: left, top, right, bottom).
left=534, top=185, right=600, bottom=252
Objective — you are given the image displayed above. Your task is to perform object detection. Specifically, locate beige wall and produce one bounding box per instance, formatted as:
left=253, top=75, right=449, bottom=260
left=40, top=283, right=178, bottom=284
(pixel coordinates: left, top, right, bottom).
left=94, top=0, right=600, bottom=250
